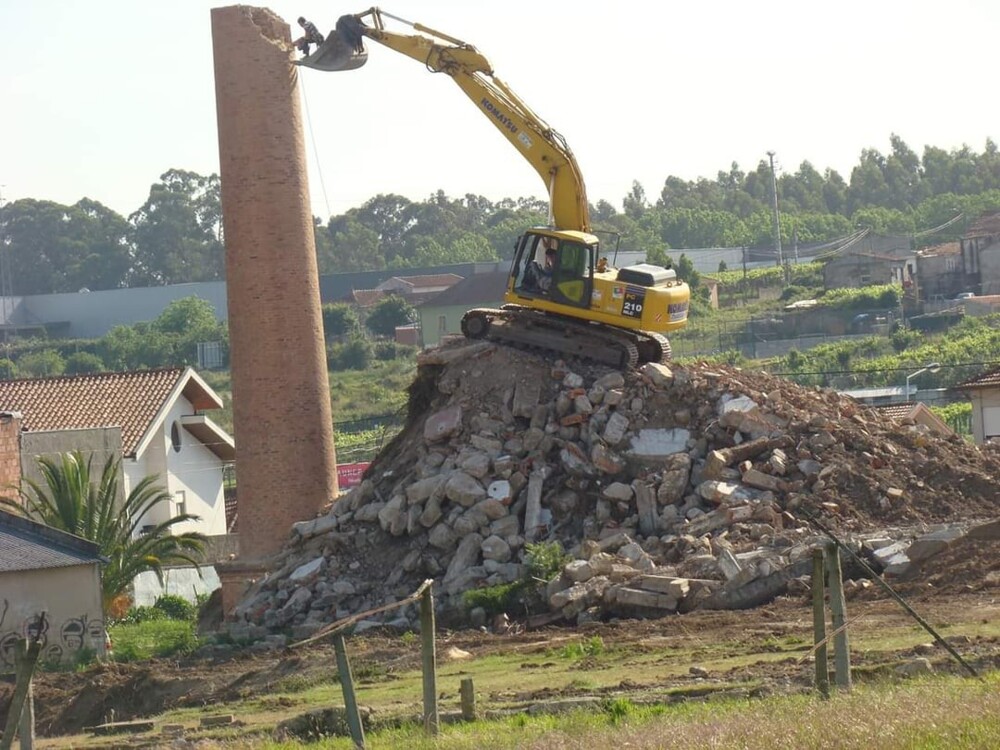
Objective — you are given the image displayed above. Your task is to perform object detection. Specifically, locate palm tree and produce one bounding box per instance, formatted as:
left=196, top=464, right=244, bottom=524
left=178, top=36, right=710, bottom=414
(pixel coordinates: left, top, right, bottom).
left=13, top=451, right=207, bottom=604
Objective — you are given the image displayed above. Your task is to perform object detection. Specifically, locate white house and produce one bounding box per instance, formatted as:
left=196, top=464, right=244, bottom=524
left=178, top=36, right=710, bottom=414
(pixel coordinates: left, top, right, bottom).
left=0, top=367, right=235, bottom=537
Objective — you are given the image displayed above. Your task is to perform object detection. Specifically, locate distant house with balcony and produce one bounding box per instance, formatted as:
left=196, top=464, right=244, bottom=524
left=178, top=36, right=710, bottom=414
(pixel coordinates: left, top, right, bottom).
left=954, top=366, right=1000, bottom=444
left=345, top=273, right=464, bottom=310
left=417, top=270, right=509, bottom=348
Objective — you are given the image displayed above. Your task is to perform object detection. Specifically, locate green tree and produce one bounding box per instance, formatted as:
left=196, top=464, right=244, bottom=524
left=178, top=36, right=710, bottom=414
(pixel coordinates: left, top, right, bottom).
left=65, top=351, right=105, bottom=375
left=365, top=295, right=415, bottom=336
left=13, top=451, right=206, bottom=603
left=322, top=303, right=360, bottom=339
left=129, top=169, right=224, bottom=285
left=0, top=198, right=131, bottom=294
left=18, top=349, right=66, bottom=377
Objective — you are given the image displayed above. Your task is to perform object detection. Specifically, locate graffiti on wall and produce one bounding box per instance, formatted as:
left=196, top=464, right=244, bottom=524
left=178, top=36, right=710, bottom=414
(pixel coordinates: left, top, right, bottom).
left=0, top=600, right=106, bottom=669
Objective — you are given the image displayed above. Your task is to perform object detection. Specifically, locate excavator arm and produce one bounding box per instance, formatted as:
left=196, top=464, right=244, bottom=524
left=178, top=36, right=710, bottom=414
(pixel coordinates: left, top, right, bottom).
left=299, top=8, right=591, bottom=233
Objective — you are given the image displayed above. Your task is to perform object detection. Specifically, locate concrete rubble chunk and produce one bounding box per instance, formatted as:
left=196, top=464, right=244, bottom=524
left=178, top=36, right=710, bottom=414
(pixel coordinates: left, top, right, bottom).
left=561, top=443, right=595, bottom=476
left=741, top=468, right=782, bottom=493
left=512, top=381, right=542, bottom=418
left=633, top=575, right=690, bottom=599
left=592, top=443, right=627, bottom=474
left=471, top=434, right=504, bottom=457
left=445, top=471, right=487, bottom=507
left=906, top=527, right=965, bottom=564
left=717, top=548, right=742, bottom=580
left=602, top=481, right=633, bottom=501
left=523, top=471, right=546, bottom=541
left=629, top=428, right=691, bottom=461
left=633, top=480, right=659, bottom=537
left=291, top=514, right=337, bottom=541
left=445, top=533, right=484, bottom=583
left=424, top=404, right=463, bottom=442
left=615, top=587, right=678, bottom=611
left=594, top=372, right=625, bottom=390
left=602, top=412, right=630, bottom=445
left=481, top=534, right=512, bottom=562
left=406, top=475, right=446, bottom=505
left=564, top=559, right=595, bottom=583
left=487, top=479, right=512, bottom=503
left=657, top=453, right=692, bottom=505
left=289, top=556, right=324, bottom=582
left=640, top=362, right=674, bottom=389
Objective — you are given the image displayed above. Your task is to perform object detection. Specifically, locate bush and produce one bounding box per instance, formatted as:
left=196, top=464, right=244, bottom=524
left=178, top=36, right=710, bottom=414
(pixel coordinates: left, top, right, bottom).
left=18, top=349, right=66, bottom=377
left=524, top=541, right=570, bottom=582
left=115, top=605, right=166, bottom=625
left=153, top=594, right=197, bottom=621
left=463, top=581, right=525, bottom=617
left=890, top=328, right=923, bottom=353
left=0, top=358, right=16, bottom=378
left=64, top=351, right=105, bottom=374
left=328, top=337, right=372, bottom=371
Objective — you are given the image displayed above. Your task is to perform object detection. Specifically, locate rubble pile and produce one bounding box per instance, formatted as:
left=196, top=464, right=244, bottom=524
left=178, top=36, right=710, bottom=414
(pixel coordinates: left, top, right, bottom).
left=232, top=341, right=1000, bottom=637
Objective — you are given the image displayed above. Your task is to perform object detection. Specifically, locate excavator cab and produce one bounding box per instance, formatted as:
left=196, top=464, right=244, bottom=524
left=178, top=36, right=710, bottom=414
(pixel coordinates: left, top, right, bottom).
left=511, top=230, right=594, bottom=309
left=295, top=16, right=369, bottom=71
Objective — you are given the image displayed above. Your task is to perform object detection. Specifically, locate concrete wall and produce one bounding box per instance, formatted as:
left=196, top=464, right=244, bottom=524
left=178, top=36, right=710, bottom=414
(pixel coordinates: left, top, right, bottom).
left=132, top=565, right=222, bottom=607
left=0, top=564, right=106, bottom=672
left=9, top=283, right=227, bottom=339
left=20, top=428, right=124, bottom=504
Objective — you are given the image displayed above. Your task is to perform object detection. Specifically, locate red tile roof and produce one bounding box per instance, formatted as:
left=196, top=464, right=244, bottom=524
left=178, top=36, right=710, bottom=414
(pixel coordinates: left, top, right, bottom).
left=0, top=368, right=220, bottom=457
left=377, top=274, right=464, bottom=290
left=918, top=241, right=960, bottom=256
left=956, top=366, right=1000, bottom=390
left=866, top=402, right=953, bottom=435
left=965, top=211, right=1000, bottom=239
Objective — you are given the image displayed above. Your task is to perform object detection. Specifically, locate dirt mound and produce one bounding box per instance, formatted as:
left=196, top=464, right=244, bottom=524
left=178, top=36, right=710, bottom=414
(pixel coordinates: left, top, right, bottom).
left=230, top=342, right=1000, bottom=634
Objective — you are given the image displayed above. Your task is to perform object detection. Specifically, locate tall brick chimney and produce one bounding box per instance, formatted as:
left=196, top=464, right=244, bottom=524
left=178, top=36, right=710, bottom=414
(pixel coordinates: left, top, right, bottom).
left=211, top=6, right=338, bottom=568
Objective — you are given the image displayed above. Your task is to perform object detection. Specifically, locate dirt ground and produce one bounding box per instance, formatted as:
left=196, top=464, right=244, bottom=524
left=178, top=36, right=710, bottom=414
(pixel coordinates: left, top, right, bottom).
left=4, top=575, right=999, bottom=741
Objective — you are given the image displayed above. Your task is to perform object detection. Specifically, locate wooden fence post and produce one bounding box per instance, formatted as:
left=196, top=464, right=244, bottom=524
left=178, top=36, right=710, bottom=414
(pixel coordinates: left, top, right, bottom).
left=460, top=677, right=476, bottom=721
left=420, top=584, right=439, bottom=735
left=1, top=638, right=42, bottom=750
left=332, top=634, right=366, bottom=750
left=811, top=548, right=830, bottom=699
left=825, top=543, right=852, bottom=691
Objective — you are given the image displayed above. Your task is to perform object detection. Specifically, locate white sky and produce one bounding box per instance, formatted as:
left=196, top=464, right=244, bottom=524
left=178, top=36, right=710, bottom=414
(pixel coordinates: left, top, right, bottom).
left=1, top=1, right=998, bottom=220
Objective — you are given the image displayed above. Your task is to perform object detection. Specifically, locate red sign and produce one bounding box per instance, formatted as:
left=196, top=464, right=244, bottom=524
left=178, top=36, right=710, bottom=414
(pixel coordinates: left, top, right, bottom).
left=337, top=462, right=370, bottom=489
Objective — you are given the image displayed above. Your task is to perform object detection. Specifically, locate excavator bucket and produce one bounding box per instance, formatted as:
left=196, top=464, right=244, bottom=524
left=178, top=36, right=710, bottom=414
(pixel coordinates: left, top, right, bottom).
left=295, top=20, right=368, bottom=72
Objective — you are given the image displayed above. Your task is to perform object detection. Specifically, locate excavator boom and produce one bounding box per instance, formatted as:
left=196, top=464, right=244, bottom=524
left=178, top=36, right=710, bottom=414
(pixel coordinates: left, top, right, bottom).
left=297, top=8, right=690, bottom=367
left=298, top=8, right=591, bottom=232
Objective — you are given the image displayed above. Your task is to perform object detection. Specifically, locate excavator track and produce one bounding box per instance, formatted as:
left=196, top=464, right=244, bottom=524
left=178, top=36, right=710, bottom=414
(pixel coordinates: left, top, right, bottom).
left=461, top=306, right=671, bottom=370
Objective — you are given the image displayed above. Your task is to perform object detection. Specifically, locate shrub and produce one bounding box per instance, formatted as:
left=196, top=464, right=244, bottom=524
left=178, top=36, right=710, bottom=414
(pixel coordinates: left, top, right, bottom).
left=328, top=337, right=372, bottom=371
left=524, top=541, right=571, bottom=582
left=463, top=581, right=525, bottom=617
left=64, top=351, right=105, bottom=374
left=153, top=594, right=197, bottom=621
left=18, top=349, right=66, bottom=377
left=0, top=358, right=15, bottom=378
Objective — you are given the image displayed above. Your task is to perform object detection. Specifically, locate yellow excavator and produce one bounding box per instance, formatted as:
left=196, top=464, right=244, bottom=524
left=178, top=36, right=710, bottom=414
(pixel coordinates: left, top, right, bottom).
left=298, top=8, right=689, bottom=367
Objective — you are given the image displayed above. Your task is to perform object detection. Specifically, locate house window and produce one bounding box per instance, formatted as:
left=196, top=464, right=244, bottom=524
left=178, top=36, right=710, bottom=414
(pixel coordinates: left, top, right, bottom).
left=438, top=315, right=447, bottom=334
left=859, top=274, right=871, bottom=286
left=171, top=421, right=182, bottom=452
left=175, top=491, right=187, bottom=518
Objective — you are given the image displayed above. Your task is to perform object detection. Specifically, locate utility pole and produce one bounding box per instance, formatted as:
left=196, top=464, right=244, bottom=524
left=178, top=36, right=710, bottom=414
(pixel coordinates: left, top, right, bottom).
left=767, top=151, right=783, bottom=269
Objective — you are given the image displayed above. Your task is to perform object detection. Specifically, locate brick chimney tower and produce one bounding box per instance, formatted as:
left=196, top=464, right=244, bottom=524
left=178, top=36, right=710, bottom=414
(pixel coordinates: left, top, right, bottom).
left=211, top=6, right=338, bottom=583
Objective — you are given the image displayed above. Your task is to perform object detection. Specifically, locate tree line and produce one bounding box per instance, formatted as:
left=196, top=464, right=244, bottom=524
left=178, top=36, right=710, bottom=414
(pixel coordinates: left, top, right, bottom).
left=4, top=136, right=1000, bottom=295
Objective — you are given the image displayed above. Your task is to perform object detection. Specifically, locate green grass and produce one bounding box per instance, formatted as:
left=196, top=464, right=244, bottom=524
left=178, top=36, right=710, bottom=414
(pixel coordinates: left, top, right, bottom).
left=245, top=672, right=1000, bottom=749
left=109, top=619, right=201, bottom=661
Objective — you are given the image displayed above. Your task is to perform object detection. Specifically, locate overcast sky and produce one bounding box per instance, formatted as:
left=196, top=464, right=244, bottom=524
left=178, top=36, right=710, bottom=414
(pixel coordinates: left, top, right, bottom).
left=2, top=1, right=998, bottom=220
